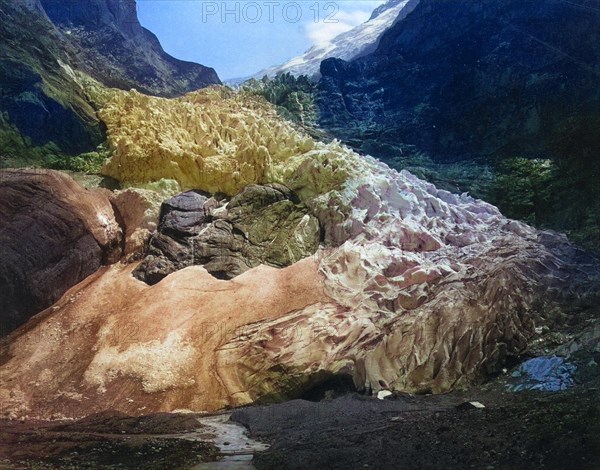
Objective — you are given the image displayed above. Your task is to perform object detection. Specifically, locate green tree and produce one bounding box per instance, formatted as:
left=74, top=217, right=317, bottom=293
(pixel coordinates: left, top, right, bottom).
left=241, top=73, right=319, bottom=131
left=491, top=157, right=554, bottom=226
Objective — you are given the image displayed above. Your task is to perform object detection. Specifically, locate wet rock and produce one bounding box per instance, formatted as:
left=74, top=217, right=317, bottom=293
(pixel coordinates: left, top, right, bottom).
left=159, top=191, right=212, bottom=238
left=0, top=414, right=219, bottom=469
left=509, top=356, right=576, bottom=392
left=161, top=211, right=207, bottom=237
left=134, top=184, right=320, bottom=283
left=137, top=234, right=194, bottom=285
left=0, top=169, right=122, bottom=336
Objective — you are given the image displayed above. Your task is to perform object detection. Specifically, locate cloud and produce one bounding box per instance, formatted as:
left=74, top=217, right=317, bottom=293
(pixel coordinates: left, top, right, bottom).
left=306, top=22, right=355, bottom=45
left=305, top=1, right=381, bottom=45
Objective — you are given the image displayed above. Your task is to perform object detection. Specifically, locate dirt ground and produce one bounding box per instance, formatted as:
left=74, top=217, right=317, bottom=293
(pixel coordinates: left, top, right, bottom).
left=232, top=382, right=600, bottom=470
left=225, top=316, right=600, bottom=470
left=2, top=319, right=599, bottom=470
left=0, top=412, right=218, bottom=470
left=1, top=376, right=599, bottom=470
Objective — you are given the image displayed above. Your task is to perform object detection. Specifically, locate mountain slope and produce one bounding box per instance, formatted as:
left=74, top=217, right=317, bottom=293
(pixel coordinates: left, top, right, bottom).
left=317, top=0, right=600, bottom=161
left=38, top=0, right=220, bottom=97
left=0, top=0, right=220, bottom=155
left=251, top=0, right=419, bottom=80
left=0, top=0, right=104, bottom=153
left=316, top=0, right=600, bottom=250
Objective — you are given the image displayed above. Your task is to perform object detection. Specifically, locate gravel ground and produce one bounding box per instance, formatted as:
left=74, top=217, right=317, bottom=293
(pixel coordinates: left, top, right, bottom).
left=232, top=383, right=600, bottom=470
left=0, top=413, right=219, bottom=470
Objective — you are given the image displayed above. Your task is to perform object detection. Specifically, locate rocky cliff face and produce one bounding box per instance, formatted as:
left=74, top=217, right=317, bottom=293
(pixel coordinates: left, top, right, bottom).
left=38, top=0, right=220, bottom=97
left=0, top=0, right=220, bottom=155
left=317, top=0, right=600, bottom=162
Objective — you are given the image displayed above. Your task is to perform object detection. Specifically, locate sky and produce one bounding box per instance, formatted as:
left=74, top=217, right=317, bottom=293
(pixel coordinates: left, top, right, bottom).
left=137, top=1, right=384, bottom=80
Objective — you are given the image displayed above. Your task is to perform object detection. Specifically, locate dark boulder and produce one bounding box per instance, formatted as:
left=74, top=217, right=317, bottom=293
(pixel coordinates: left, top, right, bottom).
left=0, top=170, right=122, bottom=336
left=134, top=184, right=320, bottom=284
left=159, top=190, right=212, bottom=238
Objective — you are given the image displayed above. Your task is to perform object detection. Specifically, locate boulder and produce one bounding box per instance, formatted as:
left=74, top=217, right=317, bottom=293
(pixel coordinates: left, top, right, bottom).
left=134, top=184, right=321, bottom=283
left=0, top=169, right=122, bottom=336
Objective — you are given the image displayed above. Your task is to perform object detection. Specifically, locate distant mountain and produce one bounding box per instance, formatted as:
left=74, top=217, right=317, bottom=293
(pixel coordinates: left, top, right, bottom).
left=316, top=0, right=600, bottom=251
left=317, top=0, right=600, bottom=161
left=249, top=0, right=419, bottom=80
left=38, top=0, right=220, bottom=96
left=0, top=0, right=220, bottom=154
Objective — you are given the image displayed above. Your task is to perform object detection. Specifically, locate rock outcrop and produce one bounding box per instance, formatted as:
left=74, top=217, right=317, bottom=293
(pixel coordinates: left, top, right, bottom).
left=317, top=0, right=600, bottom=162
left=0, top=169, right=122, bottom=336
left=134, top=184, right=320, bottom=283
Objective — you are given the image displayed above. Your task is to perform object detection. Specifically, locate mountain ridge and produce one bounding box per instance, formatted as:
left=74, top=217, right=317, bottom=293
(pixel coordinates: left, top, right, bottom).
left=317, top=0, right=600, bottom=161
left=247, top=0, right=419, bottom=81
left=0, top=0, right=220, bottom=155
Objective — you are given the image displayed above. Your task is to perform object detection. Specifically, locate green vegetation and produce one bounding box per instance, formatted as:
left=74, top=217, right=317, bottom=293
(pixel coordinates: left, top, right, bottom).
left=490, top=158, right=554, bottom=226
left=0, top=112, right=108, bottom=173
left=241, top=73, right=320, bottom=135
left=377, top=116, right=599, bottom=255
left=43, top=150, right=108, bottom=173
left=0, top=112, right=62, bottom=166
left=379, top=140, right=598, bottom=254
left=490, top=152, right=599, bottom=254
left=546, top=116, right=600, bottom=253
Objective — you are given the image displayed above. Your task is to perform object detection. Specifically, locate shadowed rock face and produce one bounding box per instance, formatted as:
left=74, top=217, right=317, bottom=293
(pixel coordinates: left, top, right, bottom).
left=317, top=0, right=600, bottom=162
left=0, top=58, right=102, bottom=154
left=0, top=2, right=104, bottom=153
left=0, top=170, right=122, bottom=336
left=134, top=184, right=321, bottom=283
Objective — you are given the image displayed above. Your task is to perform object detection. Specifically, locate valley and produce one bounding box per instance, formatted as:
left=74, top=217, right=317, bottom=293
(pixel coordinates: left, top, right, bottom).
left=0, top=1, right=599, bottom=469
